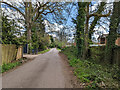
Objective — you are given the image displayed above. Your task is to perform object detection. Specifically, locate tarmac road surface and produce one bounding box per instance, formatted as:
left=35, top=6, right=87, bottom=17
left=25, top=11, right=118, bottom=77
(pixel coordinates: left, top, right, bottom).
left=2, top=48, right=72, bottom=88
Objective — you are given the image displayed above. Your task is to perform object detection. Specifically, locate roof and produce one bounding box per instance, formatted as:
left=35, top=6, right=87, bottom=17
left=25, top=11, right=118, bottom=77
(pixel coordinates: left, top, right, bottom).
left=98, top=34, right=108, bottom=39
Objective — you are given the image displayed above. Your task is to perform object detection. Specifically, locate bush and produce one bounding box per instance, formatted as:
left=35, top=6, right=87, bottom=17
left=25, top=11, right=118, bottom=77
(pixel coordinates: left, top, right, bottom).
left=38, top=49, right=51, bottom=54
left=61, top=46, right=119, bottom=88
left=49, top=43, right=55, bottom=48
left=90, top=46, right=105, bottom=63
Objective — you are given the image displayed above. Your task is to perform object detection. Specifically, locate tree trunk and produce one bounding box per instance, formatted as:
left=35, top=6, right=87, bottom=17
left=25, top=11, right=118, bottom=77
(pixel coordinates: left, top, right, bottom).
left=76, top=2, right=86, bottom=59
left=83, top=18, right=89, bottom=59
left=27, top=24, right=32, bottom=54
left=83, top=3, right=89, bottom=59
left=25, top=2, right=32, bottom=54
left=105, top=2, right=120, bottom=64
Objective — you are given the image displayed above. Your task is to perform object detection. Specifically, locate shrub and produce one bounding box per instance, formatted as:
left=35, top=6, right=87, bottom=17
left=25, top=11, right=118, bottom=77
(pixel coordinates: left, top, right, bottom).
left=61, top=46, right=119, bottom=88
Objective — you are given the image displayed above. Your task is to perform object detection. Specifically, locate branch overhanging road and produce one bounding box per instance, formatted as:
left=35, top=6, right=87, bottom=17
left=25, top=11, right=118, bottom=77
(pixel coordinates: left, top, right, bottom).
left=2, top=48, right=73, bottom=88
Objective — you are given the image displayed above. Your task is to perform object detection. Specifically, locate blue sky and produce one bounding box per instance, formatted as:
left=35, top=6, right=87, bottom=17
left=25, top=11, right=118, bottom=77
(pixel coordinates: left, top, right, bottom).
left=45, top=3, right=78, bottom=27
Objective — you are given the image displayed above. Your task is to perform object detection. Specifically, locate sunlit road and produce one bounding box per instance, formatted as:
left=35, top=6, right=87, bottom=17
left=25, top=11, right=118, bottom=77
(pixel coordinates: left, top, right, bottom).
left=2, top=48, right=72, bottom=88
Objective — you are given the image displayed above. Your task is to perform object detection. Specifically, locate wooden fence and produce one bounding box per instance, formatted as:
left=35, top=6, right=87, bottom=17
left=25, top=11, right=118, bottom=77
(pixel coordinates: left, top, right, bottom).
left=1, top=44, right=23, bottom=64
left=16, top=46, right=23, bottom=60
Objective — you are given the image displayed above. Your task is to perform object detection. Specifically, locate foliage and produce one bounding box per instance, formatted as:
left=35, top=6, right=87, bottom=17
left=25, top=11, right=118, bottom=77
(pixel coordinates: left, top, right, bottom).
left=2, top=2, right=71, bottom=53
left=61, top=46, right=78, bottom=61
left=61, top=46, right=119, bottom=88
left=2, top=14, right=27, bottom=45
left=55, top=39, right=66, bottom=49
left=56, top=48, right=61, bottom=51
left=38, top=49, right=51, bottom=54
left=74, top=2, right=111, bottom=60
left=105, top=2, right=120, bottom=64
left=49, top=43, right=56, bottom=48
left=38, top=35, right=50, bottom=50
left=50, top=36, right=54, bottom=43
left=90, top=46, right=105, bottom=63
left=2, top=14, right=17, bottom=44
left=30, top=17, right=50, bottom=54
left=49, top=37, right=66, bottom=49
left=2, top=62, right=21, bottom=73
left=55, top=41, right=63, bottom=49
left=75, top=2, right=86, bottom=58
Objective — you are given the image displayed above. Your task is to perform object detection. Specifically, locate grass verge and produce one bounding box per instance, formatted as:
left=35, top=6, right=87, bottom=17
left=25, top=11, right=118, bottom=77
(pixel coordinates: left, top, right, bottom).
left=1, top=49, right=51, bottom=73
left=57, top=48, right=61, bottom=51
left=2, top=61, right=21, bottom=73
left=61, top=46, right=119, bottom=89
left=38, top=49, right=51, bottom=54
left=1, top=57, right=28, bottom=73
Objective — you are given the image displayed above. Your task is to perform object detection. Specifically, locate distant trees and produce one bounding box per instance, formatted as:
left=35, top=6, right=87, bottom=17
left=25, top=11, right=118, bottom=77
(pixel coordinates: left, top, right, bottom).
left=31, top=16, right=50, bottom=54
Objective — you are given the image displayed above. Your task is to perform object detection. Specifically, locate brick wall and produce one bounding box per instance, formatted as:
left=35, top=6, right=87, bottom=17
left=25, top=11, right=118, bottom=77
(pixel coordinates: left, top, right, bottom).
left=115, top=37, right=120, bottom=46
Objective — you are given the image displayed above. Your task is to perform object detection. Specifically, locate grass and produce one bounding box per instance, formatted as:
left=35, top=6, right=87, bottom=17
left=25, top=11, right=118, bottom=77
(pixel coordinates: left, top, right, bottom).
left=1, top=61, right=21, bottom=73
left=57, top=48, right=61, bottom=51
left=38, top=49, right=51, bottom=54
left=61, top=46, right=119, bottom=89
left=1, top=49, right=51, bottom=73
left=1, top=57, right=28, bottom=73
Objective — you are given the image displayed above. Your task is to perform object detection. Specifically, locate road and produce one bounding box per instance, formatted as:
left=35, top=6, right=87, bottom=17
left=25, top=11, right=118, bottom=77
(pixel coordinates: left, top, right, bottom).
left=2, top=48, right=73, bottom=88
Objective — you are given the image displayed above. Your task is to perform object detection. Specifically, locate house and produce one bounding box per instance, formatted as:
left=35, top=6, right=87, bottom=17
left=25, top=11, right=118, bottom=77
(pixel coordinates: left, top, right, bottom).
left=98, top=34, right=108, bottom=45
left=115, top=37, right=120, bottom=46
left=98, top=34, right=120, bottom=46
left=116, top=24, right=120, bottom=46
left=98, top=24, right=120, bottom=46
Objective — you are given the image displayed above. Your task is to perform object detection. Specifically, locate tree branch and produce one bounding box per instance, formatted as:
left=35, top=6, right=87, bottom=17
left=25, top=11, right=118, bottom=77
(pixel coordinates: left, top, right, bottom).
left=32, top=2, right=49, bottom=17
left=33, top=3, right=54, bottom=22
left=42, top=10, right=55, bottom=15
left=2, top=2, right=25, bottom=18
left=89, top=10, right=111, bottom=18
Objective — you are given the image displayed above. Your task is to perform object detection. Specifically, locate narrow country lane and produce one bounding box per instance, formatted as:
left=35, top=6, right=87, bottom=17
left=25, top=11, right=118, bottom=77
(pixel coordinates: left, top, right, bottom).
left=2, top=48, right=73, bottom=88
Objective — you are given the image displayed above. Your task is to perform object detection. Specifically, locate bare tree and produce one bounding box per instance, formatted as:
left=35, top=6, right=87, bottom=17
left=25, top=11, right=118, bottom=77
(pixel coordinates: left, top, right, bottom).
left=1, top=1, right=67, bottom=53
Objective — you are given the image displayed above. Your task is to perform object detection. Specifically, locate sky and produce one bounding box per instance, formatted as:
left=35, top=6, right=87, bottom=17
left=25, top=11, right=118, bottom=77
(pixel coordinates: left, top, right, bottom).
left=44, top=3, right=78, bottom=27
left=1, top=1, right=114, bottom=43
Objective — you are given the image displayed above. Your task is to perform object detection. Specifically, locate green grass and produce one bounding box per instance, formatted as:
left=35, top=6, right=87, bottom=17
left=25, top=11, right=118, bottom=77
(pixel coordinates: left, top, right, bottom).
left=38, top=49, right=51, bottom=54
left=1, top=49, right=51, bottom=73
left=61, top=46, right=119, bottom=88
left=57, top=48, right=61, bottom=51
left=1, top=61, right=21, bottom=73
left=1, top=57, right=28, bottom=73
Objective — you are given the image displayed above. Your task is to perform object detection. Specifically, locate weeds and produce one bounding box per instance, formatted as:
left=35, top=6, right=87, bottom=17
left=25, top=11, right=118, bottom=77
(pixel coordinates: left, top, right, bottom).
left=2, top=62, right=21, bottom=73
left=61, top=46, right=119, bottom=88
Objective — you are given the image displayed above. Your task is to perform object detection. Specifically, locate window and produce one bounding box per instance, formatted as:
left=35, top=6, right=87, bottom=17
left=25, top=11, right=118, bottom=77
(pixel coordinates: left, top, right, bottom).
left=100, top=38, right=105, bottom=44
